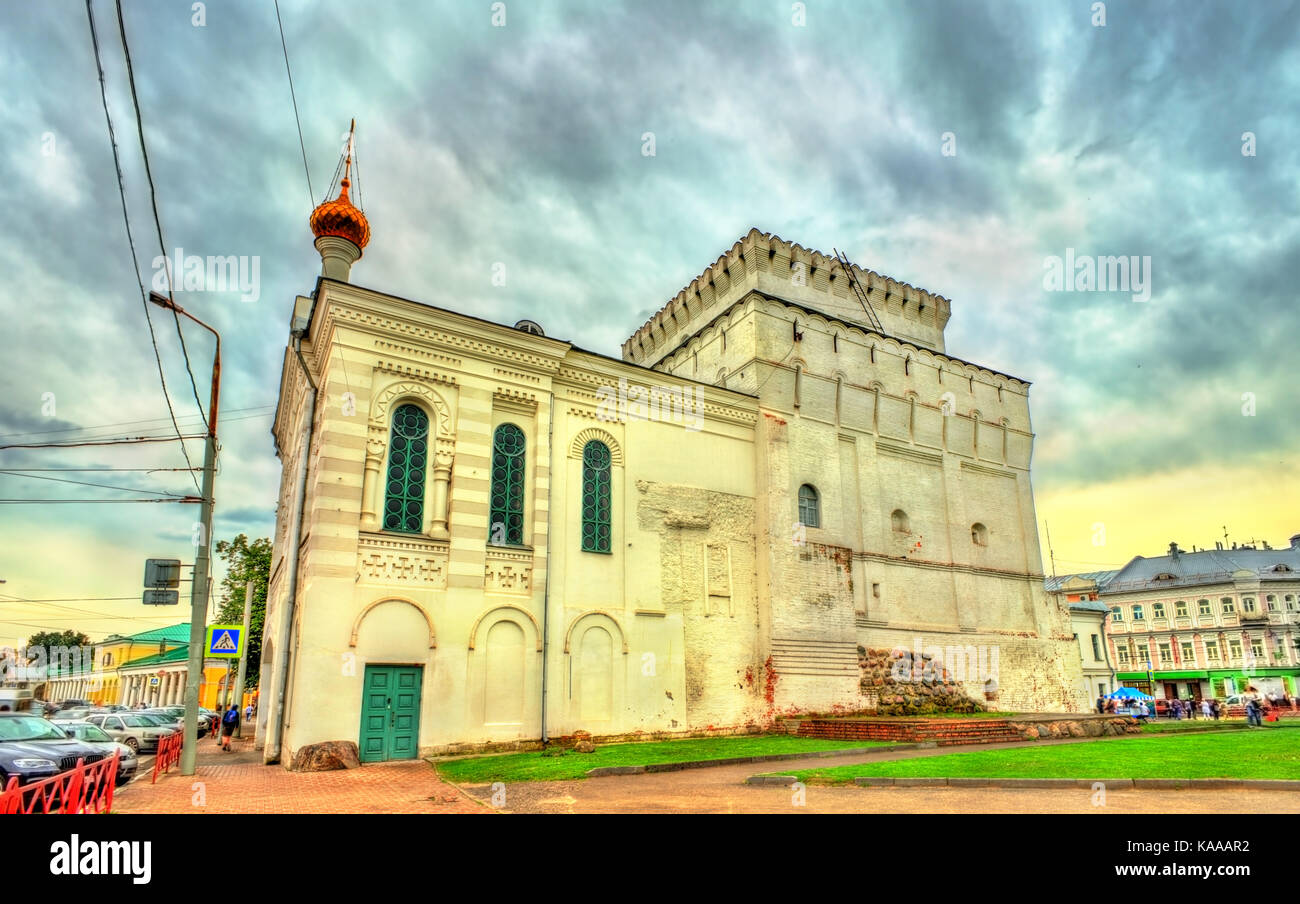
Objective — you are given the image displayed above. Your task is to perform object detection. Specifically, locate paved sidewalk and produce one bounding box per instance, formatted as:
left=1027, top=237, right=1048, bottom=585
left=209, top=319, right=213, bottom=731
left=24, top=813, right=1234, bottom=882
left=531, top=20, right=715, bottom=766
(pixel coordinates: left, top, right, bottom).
left=112, top=732, right=488, bottom=814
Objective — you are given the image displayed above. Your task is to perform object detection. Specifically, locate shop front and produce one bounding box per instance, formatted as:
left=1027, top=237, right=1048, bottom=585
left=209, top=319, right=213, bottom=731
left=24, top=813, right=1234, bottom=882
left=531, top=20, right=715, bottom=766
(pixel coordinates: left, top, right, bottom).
left=1116, top=670, right=1209, bottom=700
left=1207, top=668, right=1299, bottom=700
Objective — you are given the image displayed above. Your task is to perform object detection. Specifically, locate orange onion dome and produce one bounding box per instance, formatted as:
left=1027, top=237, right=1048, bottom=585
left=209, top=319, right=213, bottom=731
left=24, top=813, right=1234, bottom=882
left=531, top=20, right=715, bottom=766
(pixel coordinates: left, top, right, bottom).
left=309, top=171, right=370, bottom=254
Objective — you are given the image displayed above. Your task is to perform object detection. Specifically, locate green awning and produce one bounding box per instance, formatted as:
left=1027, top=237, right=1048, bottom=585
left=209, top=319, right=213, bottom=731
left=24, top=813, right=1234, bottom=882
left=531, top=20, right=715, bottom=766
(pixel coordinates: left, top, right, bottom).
left=1116, top=670, right=1207, bottom=680
left=1207, top=667, right=1300, bottom=678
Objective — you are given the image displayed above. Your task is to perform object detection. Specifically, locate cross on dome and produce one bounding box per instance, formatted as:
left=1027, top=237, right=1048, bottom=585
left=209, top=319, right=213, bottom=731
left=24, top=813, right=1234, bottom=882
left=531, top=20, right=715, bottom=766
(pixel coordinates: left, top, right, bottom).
left=309, top=119, right=370, bottom=255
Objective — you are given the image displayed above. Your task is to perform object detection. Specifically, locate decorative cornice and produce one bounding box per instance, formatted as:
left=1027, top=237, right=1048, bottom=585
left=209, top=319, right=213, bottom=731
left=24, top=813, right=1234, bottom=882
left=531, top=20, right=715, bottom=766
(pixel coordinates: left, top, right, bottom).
left=657, top=291, right=1029, bottom=391
left=375, top=339, right=461, bottom=368
left=960, top=460, right=1017, bottom=479
left=874, top=439, right=943, bottom=466
left=494, top=366, right=542, bottom=385
left=376, top=359, right=458, bottom=386
left=324, top=302, right=565, bottom=373
left=623, top=228, right=954, bottom=360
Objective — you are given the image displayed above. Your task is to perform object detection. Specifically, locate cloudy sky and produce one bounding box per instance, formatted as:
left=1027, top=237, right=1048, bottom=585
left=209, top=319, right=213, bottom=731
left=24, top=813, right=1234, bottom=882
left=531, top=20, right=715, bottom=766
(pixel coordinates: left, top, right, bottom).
left=1, top=0, right=1296, bottom=647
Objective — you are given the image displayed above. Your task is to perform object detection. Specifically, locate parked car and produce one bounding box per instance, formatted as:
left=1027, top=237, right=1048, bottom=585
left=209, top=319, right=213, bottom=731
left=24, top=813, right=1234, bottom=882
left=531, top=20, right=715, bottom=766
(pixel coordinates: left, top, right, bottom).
left=138, top=711, right=182, bottom=732
left=148, top=705, right=211, bottom=733
left=0, top=713, right=108, bottom=798
left=57, top=699, right=92, bottom=710
left=49, top=707, right=101, bottom=723
left=82, top=713, right=173, bottom=753
left=54, top=721, right=138, bottom=785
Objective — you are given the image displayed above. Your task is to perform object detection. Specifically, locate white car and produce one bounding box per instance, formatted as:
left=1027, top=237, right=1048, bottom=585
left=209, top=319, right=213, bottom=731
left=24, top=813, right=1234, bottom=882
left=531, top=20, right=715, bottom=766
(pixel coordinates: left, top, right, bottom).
left=83, top=713, right=173, bottom=753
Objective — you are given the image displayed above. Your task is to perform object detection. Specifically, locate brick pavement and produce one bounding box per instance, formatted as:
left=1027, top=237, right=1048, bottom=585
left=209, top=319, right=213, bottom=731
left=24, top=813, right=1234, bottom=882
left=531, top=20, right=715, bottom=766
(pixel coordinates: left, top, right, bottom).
left=111, top=733, right=489, bottom=815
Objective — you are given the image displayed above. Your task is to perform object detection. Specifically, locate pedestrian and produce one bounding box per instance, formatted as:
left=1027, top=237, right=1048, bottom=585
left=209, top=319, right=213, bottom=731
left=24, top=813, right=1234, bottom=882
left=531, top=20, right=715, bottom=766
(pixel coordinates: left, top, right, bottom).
left=221, top=703, right=239, bottom=751
left=1201, top=698, right=1212, bottom=720
left=1246, top=696, right=1261, bottom=727
left=244, top=702, right=253, bottom=722
left=1096, top=695, right=1105, bottom=715
left=1188, top=697, right=1198, bottom=720
left=1171, top=699, right=1181, bottom=720
left=210, top=705, right=222, bottom=739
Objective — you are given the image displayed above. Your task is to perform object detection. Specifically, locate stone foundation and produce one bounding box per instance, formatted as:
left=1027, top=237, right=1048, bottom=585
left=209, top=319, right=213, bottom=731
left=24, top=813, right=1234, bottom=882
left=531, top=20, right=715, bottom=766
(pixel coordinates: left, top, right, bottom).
left=789, top=713, right=1137, bottom=746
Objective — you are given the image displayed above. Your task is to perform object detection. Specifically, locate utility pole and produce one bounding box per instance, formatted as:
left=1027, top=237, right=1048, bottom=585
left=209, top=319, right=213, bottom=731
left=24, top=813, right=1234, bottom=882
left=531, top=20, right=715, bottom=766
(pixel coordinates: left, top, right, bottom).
left=149, top=292, right=220, bottom=777
left=232, top=579, right=254, bottom=738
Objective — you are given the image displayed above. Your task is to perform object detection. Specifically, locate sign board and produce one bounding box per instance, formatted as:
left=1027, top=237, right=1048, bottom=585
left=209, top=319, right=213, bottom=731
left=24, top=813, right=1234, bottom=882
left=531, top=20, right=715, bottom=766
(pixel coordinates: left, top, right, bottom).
left=143, top=589, right=179, bottom=606
left=205, top=625, right=244, bottom=659
left=144, top=559, right=182, bottom=589
left=149, top=676, right=160, bottom=687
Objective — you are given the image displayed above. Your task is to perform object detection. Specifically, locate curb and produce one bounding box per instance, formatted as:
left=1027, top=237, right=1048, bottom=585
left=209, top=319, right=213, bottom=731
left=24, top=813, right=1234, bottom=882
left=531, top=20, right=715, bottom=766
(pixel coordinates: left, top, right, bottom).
left=822, top=777, right=1300, bottom=790
left=587, top=743, right=919, bottom=778
left=746, top=775, right=800, bottom=786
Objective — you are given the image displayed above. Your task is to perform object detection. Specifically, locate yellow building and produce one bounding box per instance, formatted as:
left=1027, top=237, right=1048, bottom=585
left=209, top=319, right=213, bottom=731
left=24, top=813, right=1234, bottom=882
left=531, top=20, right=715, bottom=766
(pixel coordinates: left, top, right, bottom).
left=44, top=623, right=189, bottom=706
left=259, top=138, right=1084, bottom=766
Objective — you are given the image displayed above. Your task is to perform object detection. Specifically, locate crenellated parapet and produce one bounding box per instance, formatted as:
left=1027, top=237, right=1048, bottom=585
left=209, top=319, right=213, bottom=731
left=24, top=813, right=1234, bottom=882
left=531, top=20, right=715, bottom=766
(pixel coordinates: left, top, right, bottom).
left=621, top=228, right=954, bottom=367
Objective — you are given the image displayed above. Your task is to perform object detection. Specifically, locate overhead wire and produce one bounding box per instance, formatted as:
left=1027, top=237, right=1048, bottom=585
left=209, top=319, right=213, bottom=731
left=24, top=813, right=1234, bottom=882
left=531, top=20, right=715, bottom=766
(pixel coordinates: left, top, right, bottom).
left=0, top=403, right=274, bottom=441
left=0, top=499, right=199, bottom=505
left=274, top=0, right=314, bottom=207
left=114, top=0, right=209, bottom=435
left=0, top=470, right=192, bottom=498
left=84, top=0, right=201, bottom=494
left=0, top=434, right=206, bottom=452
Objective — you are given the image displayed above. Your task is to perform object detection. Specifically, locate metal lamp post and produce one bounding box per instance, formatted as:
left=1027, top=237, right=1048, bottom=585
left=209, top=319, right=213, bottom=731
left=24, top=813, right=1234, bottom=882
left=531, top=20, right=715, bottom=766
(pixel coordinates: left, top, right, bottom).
left=147, top=292, right=219, bottom=776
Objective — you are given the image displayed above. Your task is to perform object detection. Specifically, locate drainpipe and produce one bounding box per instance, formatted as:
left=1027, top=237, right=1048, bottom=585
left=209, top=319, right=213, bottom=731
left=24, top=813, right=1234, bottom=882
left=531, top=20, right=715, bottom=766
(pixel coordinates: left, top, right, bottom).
left=540, top=390, right=555, bottom=745
left=1099, top=603, right=1118, bottom=694
left=265, top=331, right=318, bottom=764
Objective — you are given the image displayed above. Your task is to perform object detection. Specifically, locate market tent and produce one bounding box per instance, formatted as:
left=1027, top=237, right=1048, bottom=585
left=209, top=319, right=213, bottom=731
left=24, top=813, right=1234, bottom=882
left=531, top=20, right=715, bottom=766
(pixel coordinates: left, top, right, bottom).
left=1107, top=686, right=1155, bottom=700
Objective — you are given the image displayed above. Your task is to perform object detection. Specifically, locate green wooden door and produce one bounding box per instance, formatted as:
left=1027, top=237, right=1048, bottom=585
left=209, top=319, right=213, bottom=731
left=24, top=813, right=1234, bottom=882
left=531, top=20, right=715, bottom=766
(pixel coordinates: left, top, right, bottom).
left=359, top=665, right=423, bottom=763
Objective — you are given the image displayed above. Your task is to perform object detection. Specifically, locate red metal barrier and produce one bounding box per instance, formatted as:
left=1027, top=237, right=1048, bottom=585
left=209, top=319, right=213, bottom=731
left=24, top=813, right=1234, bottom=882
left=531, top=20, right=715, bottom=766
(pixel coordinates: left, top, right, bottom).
left=153, top=731, right=182, bottom=783
left=0, top=751, right=120, bottom=814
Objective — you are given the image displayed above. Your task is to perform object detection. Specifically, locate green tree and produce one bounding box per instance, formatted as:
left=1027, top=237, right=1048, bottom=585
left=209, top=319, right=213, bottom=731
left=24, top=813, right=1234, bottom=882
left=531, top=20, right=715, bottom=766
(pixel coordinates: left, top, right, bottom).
left=214, top=534, right=271, bottom=688
left=25, top=630, right=93, bottom=659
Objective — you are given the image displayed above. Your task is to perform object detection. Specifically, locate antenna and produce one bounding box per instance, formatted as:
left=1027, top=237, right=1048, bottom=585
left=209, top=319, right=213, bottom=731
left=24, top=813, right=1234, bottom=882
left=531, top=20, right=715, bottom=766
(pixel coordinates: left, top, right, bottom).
left=833, top=248, right=885, bottom=333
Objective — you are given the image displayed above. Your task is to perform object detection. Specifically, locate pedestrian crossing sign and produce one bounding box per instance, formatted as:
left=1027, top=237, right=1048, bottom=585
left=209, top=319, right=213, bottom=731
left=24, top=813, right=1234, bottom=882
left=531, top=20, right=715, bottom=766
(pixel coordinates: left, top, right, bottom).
left=205, top=624, right=244, bottom=659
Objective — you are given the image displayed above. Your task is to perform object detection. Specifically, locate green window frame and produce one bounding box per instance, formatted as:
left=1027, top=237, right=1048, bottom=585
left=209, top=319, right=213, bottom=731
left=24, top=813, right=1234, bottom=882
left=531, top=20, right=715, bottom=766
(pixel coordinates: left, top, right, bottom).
left=383, top=404, right=429, bottom=533
left=489, top=423, right=526, bottom=546
left=581, top=440, right=612, bottom=553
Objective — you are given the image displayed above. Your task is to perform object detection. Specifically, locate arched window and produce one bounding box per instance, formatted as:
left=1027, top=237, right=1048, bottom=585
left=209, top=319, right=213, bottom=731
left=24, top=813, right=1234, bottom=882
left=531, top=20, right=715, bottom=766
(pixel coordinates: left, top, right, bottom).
left=891, top=509, right=910, bottom=533
left=383, top=403, right=429, bottom=533
left=489, top=424, right=526, bottom=545
left=581, top=441, right=612, bottom=553
left=971, top=522, right=988, bottom=546
left=798, top=484, right=820, bottom=528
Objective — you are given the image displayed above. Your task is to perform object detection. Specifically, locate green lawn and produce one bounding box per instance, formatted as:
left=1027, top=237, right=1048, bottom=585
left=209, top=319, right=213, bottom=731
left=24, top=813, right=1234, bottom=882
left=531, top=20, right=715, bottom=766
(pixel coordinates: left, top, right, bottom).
left=784, top=728, right=1300, bottom=784
left=435, top=735, right=891, bottom=784
left=1138, top=720, right=1249, bottom=733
